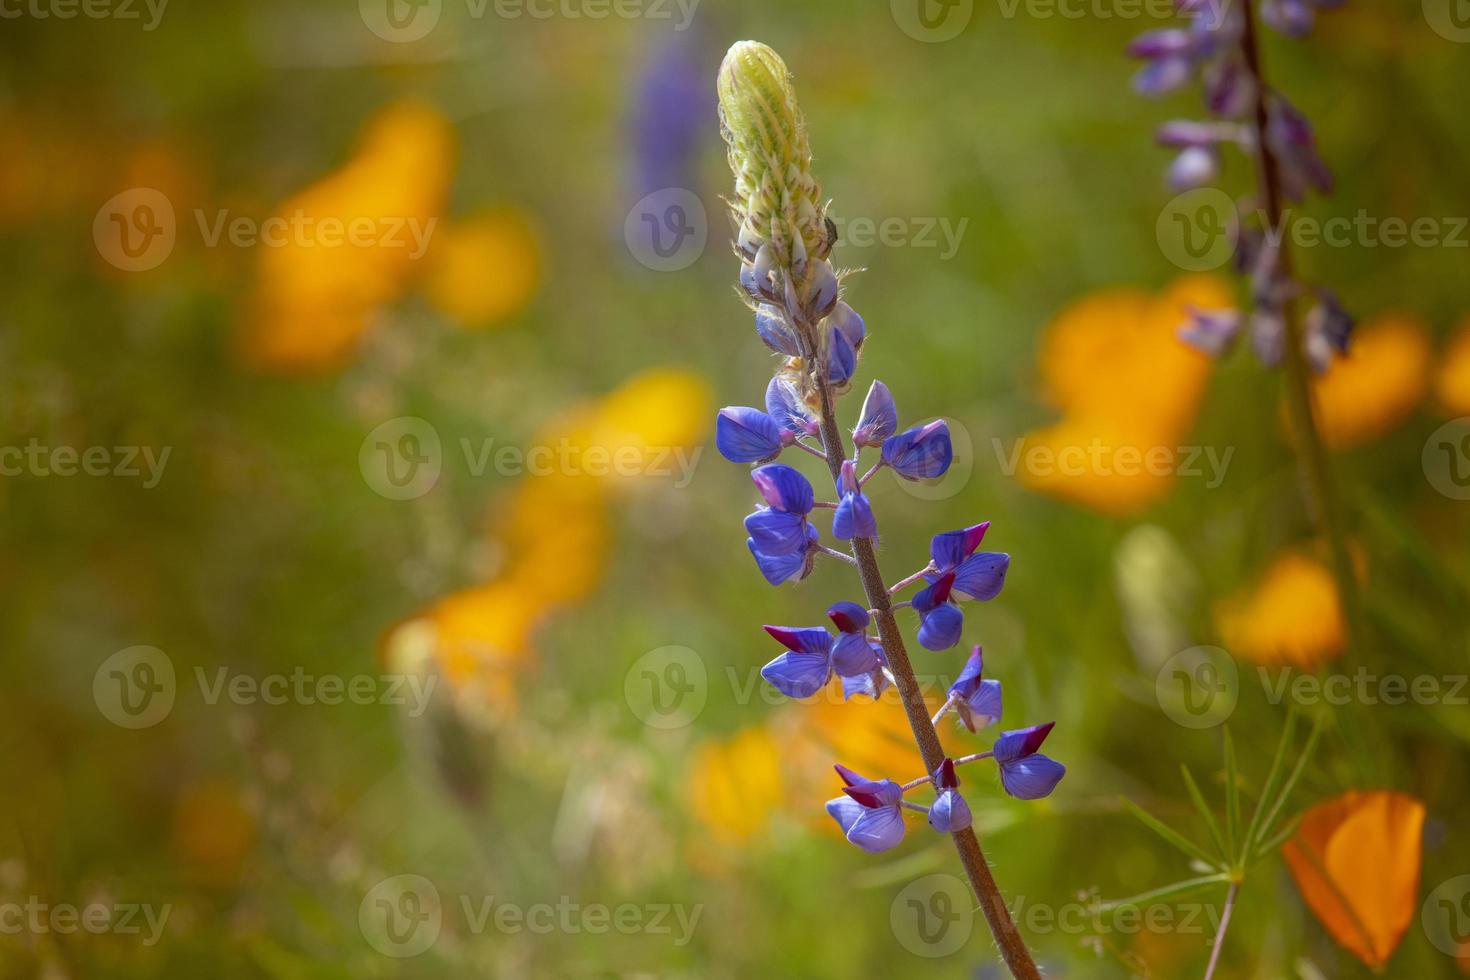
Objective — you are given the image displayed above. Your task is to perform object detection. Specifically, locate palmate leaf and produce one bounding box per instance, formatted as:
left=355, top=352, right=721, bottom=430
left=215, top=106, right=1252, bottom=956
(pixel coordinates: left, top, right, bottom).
left=1244, top=707, right=1299, bottom=852
left=1180, top=763, right=1228, bottom=862
left=1223, top=727, right=1242, bottom=863
left=1093, top=872, right=1231, bottom=912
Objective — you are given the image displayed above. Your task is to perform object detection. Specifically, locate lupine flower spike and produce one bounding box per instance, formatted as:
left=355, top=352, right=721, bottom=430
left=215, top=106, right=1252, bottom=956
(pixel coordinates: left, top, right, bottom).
left=715, top=41, right=1061, bottom=979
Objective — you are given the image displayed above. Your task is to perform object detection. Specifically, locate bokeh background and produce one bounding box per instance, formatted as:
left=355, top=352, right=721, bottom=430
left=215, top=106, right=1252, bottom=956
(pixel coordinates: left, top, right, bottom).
left=3, top=0, right=1469, bottom=976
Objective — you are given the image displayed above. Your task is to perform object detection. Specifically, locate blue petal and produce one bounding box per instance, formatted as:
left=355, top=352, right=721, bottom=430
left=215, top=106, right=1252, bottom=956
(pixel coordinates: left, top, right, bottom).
left=960, top=679, right=1003, bottom=732
left=763, top=625, right=833, bottom=655
left=929, top=522, right=990, bottom=572
left=830, top=300, right=865, bottom=350
left=841, top=671, right=889, bottom=701
left=826, top=324, right=856, bottom=386
left=992, top=722, right=1055, bottom=764
left=754, top=304, right=800, bottom=356
left=846, top=805, right=906, bottom=852
left=917, top=603, right=964, bottom=651
left=952, top=552, right=1009, bottom=601
left=747, top=539, right=806, bottom=585
left=882, top=420, right=953, bottom=480
left=751, top=464, right=814, bottom=515
left=765, top=377, right=816, bottom=436
left=760, top=651, right=831, bottom=699
left=744, top=509, right=808, bottom=555
left=715, top=407, right=784, bottom=463
left=832, top=492, right=876, bottom=540
left=825, top=796, right=864, bottom=835
left=948, top=647, right=984, bottom=698
left=826, top=601, right=869, bottom=634
left=830, top=631, right=879, bottom=676
left=928, top=790, right=973, bottom=833
left=852, top=379, right=897, bottom=447
left=999, top=755, right=1066, bottom=800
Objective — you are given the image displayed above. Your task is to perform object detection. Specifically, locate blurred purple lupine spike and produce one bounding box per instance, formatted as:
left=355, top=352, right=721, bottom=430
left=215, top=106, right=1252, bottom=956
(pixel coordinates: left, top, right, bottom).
left=1127, top=0, right=1352, bottom=369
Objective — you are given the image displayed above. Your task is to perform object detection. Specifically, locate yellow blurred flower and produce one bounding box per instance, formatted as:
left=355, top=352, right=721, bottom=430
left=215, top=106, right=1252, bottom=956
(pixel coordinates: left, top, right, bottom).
left=1215, top=549, right=1346, bottom=669
left=242, top=100, right=456, bottom=373
left=423, top=209, right=541, bottom=328
left=1308, top=312, right=1431, bottom=449
left=687, top=726, right=786, bottom=846
left=1020, top=275, right=1231, bottom=516
left=1434, top=315, right=1470, bottom=417
left=1283, top=789, right=1425, bottom=971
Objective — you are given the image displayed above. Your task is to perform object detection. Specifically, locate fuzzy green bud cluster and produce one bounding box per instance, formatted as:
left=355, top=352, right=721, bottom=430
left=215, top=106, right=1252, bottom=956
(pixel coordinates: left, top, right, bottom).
left=718, top=41, right=839, bottom=337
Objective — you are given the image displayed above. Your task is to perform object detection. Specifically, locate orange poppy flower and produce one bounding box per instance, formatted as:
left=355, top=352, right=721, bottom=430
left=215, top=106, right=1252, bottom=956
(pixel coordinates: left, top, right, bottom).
left=1308, top=313, right=1431, bottom=449
left=1019, top=275, right=1231, bottom=516
left=1283, top=789, right=1426, bottom=970
left=1215, top=549, right=1347, bottom=669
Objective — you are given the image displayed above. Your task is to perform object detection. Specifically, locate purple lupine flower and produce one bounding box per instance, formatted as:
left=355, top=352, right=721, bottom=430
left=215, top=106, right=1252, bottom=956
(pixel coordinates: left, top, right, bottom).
left=911, top=524, right=1009, bottom=651
left=1266, top=95, right=1333, bottom=201
left=760, top=625, right=835, bottom=698
left=628, top=31, right=708, bottom=197
left=766, top=377, right=821, bottom=440
left=1202, top=55, right=1255, bottom=118
left=852, top=380, right=898, bottom=448
left=882, top=420, right=953, bottom=480
left=948, top=646, right=1003, bottom=732
left=992, top=722, right=1066, bottom=800
left=830, top=300, right=866, bottom=352
left=832, top=459, right=877, bottom=540
left=1261, top=0, right=1317, bottom=37
left=1303, top=288, right=1354, bottom=371
left=827, top=324, right=857, bottom=386
left=716, top=406, right=792, bottom=463
left=928, top=758, right=972, bottom=833
left=745, top=464, right=819, bottom=585
left=1178, top=305, right=1244, bottom=357
left=755, top=304, right=801, bottom=356
left=825, top=765, right=906, bottom=852
left=1167, top=145, right=1220, bottom=190
left=827, top=601, right=880, bottom=673
left=1127, top=28, right=1215, bottom=95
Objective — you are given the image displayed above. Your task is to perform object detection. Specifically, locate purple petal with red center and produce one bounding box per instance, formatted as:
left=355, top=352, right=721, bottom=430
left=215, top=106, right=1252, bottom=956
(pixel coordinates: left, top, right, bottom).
left=830, top=631, right=879, bottom=676
left=917, top=602, right=964, bottom=651
left=852, top=379, right=897, bottom=447
left=830, top=300, right=865, bottom=350
left=763, top=625, right=832, bottom=654
left=826, top=324, right=856, bottom=386
left=998, top=754, right=1066, bottom=800
left=833, top=490, right=876, bottom=540
left=716, top=407, right=785, bottom=463
left=760, top=651, right=831, bottom=699
left=827, top=601, right=869, bottom=634
left=953, top=552, right=1009, bottom=601
left=928, top=789, right=972, bottom=833
left=747, top=540, right=807, bottom=585
left=765, top=377, right=819, bottom=437
left=846, top=805, right=906, bottom=852
left=750, top=464, right=814, bottom=514
left=930, top=522, right=990, bottom=571
left=882, top=420, right=953, bottom=480
left=957, top=679, right=1003, bottom=733
left=743, top=509, right=808, bottom=555
left=754, top=304, right=800, bottom=356
left=912, top=572, right=955, bottom=613
left=936, top=758, right=959, bottom=790
left=833, top=764, right=867, bottom=787
left=993, top=721, right=1056, bottom=763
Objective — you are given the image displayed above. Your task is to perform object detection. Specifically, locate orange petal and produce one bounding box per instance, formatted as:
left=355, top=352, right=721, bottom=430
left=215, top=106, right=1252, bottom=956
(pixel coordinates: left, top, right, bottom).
left=1434, top=315, right=1470, bottom=417
left=1283, top=789, right=1426, bottom=970
left=1215, top=549, right=1347, bottom=669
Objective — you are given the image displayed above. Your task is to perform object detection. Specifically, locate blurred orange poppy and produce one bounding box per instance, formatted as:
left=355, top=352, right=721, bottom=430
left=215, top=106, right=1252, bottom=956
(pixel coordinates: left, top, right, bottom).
left=1019, top=275, right=1231, bottom=516
left=1283, top=789, right=1425, bottom=970
left=1434, top=315, right=1470, bottom=417
left=1308, top=313, right=1431, bottom=450
left=1215, top=549, right=1347, bottom=669
left=687, top=726, right=786, bottom=846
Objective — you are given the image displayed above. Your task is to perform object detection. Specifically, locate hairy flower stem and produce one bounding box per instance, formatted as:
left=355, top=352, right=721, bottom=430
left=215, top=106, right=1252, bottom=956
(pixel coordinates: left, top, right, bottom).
left=800, top=326, right=1042, bottom=979
left=1239, top=2, right=1362, bottom=652
left=1202, top=882, right=1240, bottom=980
